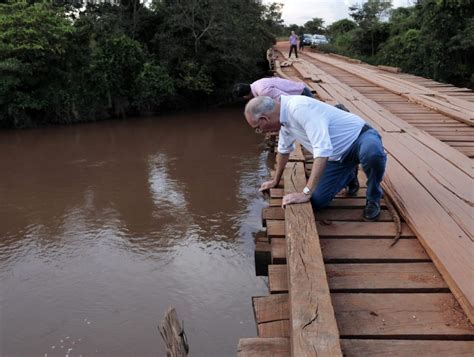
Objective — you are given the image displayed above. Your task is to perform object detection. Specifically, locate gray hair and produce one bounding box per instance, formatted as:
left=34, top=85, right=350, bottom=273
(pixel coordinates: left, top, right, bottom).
left=244, top=96, right=275, bottom=122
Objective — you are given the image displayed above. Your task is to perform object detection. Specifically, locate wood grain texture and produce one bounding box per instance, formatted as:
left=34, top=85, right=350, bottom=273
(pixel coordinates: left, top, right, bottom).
left=237, top=337, right=290, bottom=357
left=341, top=339, right=474, bottom=356
left=269, top=263, right=448, bottom=293
left=284, top=162, right=342, bottom=356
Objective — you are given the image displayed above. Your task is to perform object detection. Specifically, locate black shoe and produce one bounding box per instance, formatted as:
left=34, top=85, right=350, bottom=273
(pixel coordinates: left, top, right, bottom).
left=346, top=177, right=359, bottom=196
left=364, top=200, right=381, bottom=221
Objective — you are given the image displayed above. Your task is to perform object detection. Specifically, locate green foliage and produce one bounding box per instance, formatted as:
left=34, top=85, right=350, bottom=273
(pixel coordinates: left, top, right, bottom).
left=1, top=0, right=276, bottom=127
left=327, top=0, right=473, bottom=89
left=133, top=61, right=175, bottom=111
left=327, top=19, right=357, bottom=38
left=0, top=1, right=73, bottom=127
left=304, top=18, right=325, bottom=34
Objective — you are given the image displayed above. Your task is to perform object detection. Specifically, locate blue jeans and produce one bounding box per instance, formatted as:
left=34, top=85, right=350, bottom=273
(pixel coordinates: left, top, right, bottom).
left=301, top=86, right=313, bottom=98
left=311, top=127, right=387, bottom=209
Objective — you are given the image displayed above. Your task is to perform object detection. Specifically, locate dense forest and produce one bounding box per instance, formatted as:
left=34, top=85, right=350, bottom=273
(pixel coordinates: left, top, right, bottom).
left=0, top=0, right=277, bottom=128
left=1, top=0, right=472, bottom=128
left=279, top=0, right=473, bottom=92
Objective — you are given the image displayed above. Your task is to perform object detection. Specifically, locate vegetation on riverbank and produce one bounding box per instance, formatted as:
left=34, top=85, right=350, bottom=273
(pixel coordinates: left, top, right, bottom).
left=1, top=0, right=472, bottom=128
left=0, top=0, right=278, bottom=128
left=279, top=0, right=473, bottom=91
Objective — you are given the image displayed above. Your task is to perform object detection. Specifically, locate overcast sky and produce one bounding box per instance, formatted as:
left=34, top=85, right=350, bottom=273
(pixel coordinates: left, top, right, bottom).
left=263, top=0, right=415, bottom=26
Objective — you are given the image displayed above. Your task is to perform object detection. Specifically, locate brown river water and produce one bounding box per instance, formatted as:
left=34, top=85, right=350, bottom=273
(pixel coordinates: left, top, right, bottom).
left=0, top=107, right=270, bottom=356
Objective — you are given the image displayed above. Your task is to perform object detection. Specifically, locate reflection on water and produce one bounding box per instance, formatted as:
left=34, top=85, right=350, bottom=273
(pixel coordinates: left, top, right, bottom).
left=0, top=107, right=269, bottom=356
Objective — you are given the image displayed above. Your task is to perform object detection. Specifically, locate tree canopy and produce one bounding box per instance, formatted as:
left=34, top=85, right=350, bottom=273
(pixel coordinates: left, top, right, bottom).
left=0, top=0, right=278, bottom=128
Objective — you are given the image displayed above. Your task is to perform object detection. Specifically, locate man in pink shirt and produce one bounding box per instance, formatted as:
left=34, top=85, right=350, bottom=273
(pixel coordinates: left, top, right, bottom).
left=233, top=77, right=313, bottom=101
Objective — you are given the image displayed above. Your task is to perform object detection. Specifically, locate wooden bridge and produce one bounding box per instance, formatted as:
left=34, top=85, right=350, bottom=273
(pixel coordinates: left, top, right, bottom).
left=238, top=44, right=474, bottom=356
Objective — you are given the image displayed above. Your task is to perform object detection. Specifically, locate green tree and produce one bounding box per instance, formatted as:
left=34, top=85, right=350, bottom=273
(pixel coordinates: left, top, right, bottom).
left=0, top=1, right=73, bottom=127
left=262, top=2, right=284, bottom=36
left=304, top=17, right=325, bottom=34
left=349, top=0, right=392, bottom=56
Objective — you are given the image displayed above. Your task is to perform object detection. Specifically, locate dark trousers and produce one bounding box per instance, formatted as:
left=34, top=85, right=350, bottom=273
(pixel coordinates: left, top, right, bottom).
left=311, top=126, right=387, bottom=209
left=301, top=87, right=313, bottom=98
left=289, top=45, right=298, bottom=58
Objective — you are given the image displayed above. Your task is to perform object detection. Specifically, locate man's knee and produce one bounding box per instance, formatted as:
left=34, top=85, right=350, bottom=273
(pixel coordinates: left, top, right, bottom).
left=364, top=150, right=386, bottom=166
left=310, top=194, right=331, bottom=210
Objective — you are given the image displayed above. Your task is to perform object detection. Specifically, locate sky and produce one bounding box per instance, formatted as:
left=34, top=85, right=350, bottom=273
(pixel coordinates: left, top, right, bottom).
left=263, top=0, right=415, bottom=26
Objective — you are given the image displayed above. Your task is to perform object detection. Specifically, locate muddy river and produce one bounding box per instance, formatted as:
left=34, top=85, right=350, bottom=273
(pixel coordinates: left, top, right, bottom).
left=0, top=107, right=269, bottom=356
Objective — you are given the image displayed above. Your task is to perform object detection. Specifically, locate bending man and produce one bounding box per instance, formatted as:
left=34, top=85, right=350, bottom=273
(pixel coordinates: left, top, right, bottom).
left=244, top=95, right=387, bottom=221
left=233, top=77, right=313, bottom=101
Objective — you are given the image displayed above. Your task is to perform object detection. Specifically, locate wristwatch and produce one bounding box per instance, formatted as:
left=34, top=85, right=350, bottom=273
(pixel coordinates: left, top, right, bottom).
left=303, top=186, right=311, bottom=195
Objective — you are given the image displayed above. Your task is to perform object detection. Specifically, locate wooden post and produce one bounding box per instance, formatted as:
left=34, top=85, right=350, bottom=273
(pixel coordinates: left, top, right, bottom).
left=159, top=307, right=189, bottom=357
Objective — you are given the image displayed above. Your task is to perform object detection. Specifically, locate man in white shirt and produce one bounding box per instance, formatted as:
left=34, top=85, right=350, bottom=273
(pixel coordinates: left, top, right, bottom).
left=244, top=95, right=387, bottom=220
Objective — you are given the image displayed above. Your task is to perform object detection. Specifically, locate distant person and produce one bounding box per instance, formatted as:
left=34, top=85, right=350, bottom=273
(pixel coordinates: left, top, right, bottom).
left=266, top=46, right=276, bottom=71
left=289, top=31, right=298, bottom=58
left=299, top=33, right=305, bottom=51
left=233, top=77, right=313, bottom=102
left=243, top=96, right=387, bottom=221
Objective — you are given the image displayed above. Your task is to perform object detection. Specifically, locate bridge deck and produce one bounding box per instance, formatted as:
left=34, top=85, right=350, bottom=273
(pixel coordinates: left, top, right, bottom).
left=238, top=46, right=473, bottom=356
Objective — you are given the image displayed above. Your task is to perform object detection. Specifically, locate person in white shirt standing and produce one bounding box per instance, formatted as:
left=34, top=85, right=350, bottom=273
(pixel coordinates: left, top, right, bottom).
left=244, top=95, right=387, bottom=221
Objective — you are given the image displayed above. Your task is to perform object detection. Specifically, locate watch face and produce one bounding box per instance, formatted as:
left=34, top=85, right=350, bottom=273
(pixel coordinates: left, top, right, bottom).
left=303, top=187, right=310, bottom=195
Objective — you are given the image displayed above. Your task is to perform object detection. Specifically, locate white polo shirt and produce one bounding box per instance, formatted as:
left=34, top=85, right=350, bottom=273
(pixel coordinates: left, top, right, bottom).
left=277, top=96, right=366, bottom=161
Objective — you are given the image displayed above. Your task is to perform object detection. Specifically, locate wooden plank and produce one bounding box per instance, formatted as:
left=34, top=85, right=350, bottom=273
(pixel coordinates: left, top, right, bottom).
left=272, top=238, right=431, bottom=263
left=382, top=155, right=474, bottom=322
left=329, top=198, right=387, bottom=208
left=382, top=134, right=473, bottom=240
left=326, top=263, right=447, bottom=291
left=237, top=337, right=290, bottom=357
left=253, top=294, right=290, bottom=337
left=283, top=162, right=342, bottom=356
left=271, top=197, right=389, bottom=208
left=305, top=53, right=472, bottom=176
left=316, top=221, right=414, bottom=237
left=377, top=65, right=401, bottom=73
left=333, top=293, right=474, bottom=337
left=253, top=294, right=289, bottom=323
left=258, top=321, right=290, bottom=338
left=255, top=293, right=474, bottom=339
left=316, top=208, right=393, bottom=222
left=262, top=206, right=284, bottom=222
left=271, top=187, right=369, bottom=198
left=267, top=220, right=285, bottom=239
left=320, top=239, right=430, bottom=262
left=309, top=52, right=474, bottom=125
left=271, top=238, right=286, bottom=264
left=159, top=307, right=188, bottom=357
left=269, top=263, right=448, bottom=294
left=297, top=55, right=474, bottom=321
left=268, top=265, right=289, bottom=293
left=341, top=339, right=474, bottom=356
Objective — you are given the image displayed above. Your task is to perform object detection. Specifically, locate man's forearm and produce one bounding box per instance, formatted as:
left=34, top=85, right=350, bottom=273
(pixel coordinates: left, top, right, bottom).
left=273, top=153, right=290, bottom=184
left=306, top=157, right=328, bottom=193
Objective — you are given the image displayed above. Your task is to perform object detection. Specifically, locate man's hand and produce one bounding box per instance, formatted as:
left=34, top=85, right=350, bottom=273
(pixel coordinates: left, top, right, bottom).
left=282, top=192, right=310, bottom=208
left=259, top=180, right=277, bottom=192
